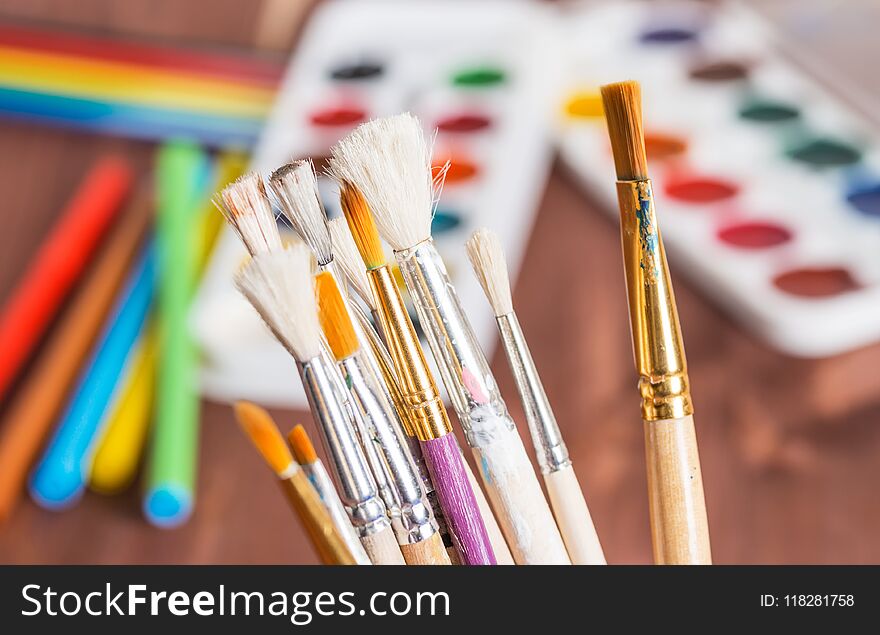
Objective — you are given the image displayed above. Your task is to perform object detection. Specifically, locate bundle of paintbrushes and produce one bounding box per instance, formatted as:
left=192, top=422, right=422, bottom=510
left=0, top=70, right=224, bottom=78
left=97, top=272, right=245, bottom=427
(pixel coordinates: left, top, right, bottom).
left=220, top=104, right=710, bottom=565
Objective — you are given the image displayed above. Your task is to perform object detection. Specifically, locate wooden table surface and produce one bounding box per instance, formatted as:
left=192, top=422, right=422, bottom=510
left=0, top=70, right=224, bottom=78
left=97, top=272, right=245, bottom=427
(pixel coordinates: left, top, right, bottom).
left=0, top=0, right=878, bottom=564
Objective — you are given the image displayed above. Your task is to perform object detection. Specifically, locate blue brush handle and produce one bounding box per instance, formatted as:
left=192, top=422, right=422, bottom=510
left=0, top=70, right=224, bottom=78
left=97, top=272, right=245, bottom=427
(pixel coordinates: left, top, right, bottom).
left=29, top=243, right=156, bottom=509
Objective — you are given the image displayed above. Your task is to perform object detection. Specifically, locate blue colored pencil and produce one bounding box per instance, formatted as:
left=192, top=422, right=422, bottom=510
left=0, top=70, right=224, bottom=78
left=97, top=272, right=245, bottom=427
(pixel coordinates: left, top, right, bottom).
left=29, top=244, right=156, bottom=509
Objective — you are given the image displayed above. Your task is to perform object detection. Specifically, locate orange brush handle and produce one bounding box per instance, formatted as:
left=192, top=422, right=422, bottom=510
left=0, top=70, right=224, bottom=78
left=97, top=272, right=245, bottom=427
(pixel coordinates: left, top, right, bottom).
left=0, top=157, right=132, bottom=399
left=0, top=189, right=150, bottom=523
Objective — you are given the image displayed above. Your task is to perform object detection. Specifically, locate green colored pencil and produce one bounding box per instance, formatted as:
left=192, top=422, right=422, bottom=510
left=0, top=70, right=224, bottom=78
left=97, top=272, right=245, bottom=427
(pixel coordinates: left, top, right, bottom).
left=144, top=141, right=207, bottom=528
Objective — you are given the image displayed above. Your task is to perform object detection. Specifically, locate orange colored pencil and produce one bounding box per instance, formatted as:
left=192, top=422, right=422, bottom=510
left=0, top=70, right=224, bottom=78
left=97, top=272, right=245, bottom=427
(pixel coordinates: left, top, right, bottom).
left=0, top=188, right=151, bottom=522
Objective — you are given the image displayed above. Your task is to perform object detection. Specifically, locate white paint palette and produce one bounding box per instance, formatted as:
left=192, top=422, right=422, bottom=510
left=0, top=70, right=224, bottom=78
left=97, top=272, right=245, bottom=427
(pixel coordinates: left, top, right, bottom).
left=556, top=1, right=880, bottom=357
left=192, top=0, right=558, bottom=406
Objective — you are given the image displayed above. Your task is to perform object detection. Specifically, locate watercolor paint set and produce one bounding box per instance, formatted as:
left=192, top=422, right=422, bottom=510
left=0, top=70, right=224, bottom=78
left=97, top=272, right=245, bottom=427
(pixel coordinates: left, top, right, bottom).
left=192, top=0, right=558, bottom=406
left=557, top=0, right=880, bottom=357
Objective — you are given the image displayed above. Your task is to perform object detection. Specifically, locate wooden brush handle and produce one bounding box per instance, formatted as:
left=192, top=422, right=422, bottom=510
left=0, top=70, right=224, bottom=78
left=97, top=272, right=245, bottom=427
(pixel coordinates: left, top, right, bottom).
left=545, top=466, right=605, bottom=565
left=360, top=527, right=406, bottom=565
left=643, top=415, right=711, bottom=564
left=399, top=531, right=451, bottom=565
left=470, top=442, right=570, bottom=565
left=461, top=450, right=514, bottom=565
left=285, top=472, right=356, bottom=565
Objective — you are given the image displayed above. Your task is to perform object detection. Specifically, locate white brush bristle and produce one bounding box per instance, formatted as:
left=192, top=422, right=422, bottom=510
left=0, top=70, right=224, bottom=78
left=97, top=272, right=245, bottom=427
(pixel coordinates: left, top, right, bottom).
left=269, top=160, right=333, bottom=266
left=215, top=172, right=281, bottom=256
left=466, top=228, right=513, bottom=317
left=328, top=113, right=434, bottom=251
left=234, top=242, right=322, bottom=362
left=328, top=217, right=375, bottom=310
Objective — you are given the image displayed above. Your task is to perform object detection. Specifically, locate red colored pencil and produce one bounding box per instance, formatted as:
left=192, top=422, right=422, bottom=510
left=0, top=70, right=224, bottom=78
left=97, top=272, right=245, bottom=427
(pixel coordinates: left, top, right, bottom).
left=0, top=24, right=283, bottom=86
left=0, top=157, right=132, bottom=400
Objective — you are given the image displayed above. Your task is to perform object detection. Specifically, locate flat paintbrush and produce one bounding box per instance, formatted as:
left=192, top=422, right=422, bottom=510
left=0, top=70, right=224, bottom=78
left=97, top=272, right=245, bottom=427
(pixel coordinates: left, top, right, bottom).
left=601, top=80, right=711, bottom=564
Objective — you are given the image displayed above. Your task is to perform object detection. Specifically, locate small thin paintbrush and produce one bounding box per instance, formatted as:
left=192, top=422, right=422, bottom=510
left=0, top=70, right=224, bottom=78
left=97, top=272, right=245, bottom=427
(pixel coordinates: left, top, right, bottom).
left=467, top=228, right=606, bottom=565
left=331, top=114, right=568, bottom=565
left=235, top=401, right=356, bottom=565
left=331, top=178, right=496, bottom=566
left=288, top=425, right=370, bottom=565
left=601, top=80, right=711, bottom=564
left=315, top=271, right=450, bottom=565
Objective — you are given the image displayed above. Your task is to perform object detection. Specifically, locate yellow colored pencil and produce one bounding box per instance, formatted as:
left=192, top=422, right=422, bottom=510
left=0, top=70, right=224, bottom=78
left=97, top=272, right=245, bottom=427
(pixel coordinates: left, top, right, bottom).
left=0, top=47, right=273, bottom=118
left=89, top=325, right=157, bottom=493
left=88, top=152, right=246, bottom=494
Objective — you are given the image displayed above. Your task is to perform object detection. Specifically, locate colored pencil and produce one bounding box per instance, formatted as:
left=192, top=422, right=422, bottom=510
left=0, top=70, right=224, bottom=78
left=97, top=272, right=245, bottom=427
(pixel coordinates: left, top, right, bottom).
left=143, top=142, right=207, bottom=528
left=0, top=46, right=274, bottom=118
left=0, top=24, right=282, bottom=85
left=0, top=190, right=151, bottom=522
left=88, top=324, right=157, bottom=494
left=90, top=151, right=244, bottom=495
left=0, top=157, right=132, bottom=400
left=28, top=244, right=155, bottom=509
left=0, top=87, right=261, bottom=148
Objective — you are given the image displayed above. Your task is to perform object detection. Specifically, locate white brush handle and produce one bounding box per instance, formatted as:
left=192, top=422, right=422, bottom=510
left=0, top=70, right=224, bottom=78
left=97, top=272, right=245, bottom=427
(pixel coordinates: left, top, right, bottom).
left=462, top=455, right=514, bottom=565
left=471, top=433, right=570, bottom=565
left=545, top=466, right=606, bottom=565
left=360, top=526, right=406, bottom=565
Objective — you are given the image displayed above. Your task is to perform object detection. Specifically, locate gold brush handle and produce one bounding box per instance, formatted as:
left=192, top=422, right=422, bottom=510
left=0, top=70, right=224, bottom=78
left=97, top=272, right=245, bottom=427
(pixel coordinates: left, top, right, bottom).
left=283, top=472, right=357, bottom=565
left=643, top=414, right=711, bottom=564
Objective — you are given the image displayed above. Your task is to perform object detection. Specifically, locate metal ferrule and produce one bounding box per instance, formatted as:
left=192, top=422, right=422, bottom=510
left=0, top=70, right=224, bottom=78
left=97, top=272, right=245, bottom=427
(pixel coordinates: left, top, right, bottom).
left=394, top=239, right=516, bottom=448
left=616, top=179, right=693, bottom=422
left=496, top=313, right=571, bottom=473
left=298, top=353, right=389, bottom=537
left=318, top=263, right=399, bottom=524
left=351, top=304, right=434, bottom=490
left=346, top=391, right=399, bottom=530
left=366, top=264, right=452, bottom=441
left=341, top=352, right=438, bottom=545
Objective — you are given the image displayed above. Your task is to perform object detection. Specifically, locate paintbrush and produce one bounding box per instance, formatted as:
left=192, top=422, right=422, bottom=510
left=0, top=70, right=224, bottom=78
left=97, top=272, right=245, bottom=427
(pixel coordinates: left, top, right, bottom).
left=467, top=228, right=606, bottom=565
left=315, top=271, right=450, bottom=565
left=269, top=160, right=402, bottom=529
left=234, top=401, right=355, bottom=565
left=601, top=80, right=711, bottom=564
left=234, top=243, right=403, bottom=565
left=270, top=160, right=450, bottom=564
left=330, top=216, right=512, bottom=564
left=288, top=424, right=370, bottom=565
left=330, top=114, right=568, bottom=564
left=218, top=174, right=400, bottom=565
left=329, top=177, right=495, bottom=566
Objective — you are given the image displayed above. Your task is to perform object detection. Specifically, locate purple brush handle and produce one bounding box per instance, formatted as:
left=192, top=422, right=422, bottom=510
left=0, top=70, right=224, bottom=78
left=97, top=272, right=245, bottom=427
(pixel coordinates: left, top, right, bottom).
left=420, top=434, right=495, bottom=565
